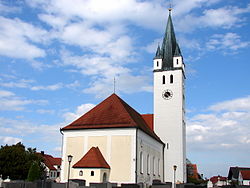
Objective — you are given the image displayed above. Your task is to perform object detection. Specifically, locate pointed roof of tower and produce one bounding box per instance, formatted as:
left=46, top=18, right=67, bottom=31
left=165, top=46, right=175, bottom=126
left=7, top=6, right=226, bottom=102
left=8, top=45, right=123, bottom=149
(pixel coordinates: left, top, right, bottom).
left=160, top=10, right=181, bottom=69
left=73, top=147, right=110, bottom=169
left=174, top=43, right=182, bottom=57
left=61, top=93, right=163, bottom=143
left=154, top=44, right=162, bottom=59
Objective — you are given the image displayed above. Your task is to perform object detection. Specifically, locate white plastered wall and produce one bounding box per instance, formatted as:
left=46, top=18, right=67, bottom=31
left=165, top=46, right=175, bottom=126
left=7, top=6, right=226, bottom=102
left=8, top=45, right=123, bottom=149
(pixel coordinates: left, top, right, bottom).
left=60, top=128, right=136, bottom=184
left=154, top=67, right=187, bottom=183
left=72, top=168, right=110, bottom=186
left=136, top=129, right=164, bottom=185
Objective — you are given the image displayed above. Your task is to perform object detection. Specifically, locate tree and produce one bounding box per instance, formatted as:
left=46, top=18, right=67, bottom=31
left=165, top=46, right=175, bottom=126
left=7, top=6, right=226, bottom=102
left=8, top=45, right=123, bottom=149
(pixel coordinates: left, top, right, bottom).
left=0, top=142, right=44, bottom=180
left=27, top=161, right=42, bottom=181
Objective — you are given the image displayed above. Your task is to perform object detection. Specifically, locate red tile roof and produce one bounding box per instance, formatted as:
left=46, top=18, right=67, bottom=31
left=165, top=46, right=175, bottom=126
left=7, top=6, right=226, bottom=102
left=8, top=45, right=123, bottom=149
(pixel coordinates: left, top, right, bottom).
left=241, top=170, right=250, bottom=180
left=62, top=94, right=163, bottom=144
left=73, top=147, right=110, bottom=169
left=187, top=164, right=199, bottom=179
left=141, top=114, right=153, bottom=131
left=37, top=152, right=62, bottom=171
left=210, top=176, right=227, bottom=184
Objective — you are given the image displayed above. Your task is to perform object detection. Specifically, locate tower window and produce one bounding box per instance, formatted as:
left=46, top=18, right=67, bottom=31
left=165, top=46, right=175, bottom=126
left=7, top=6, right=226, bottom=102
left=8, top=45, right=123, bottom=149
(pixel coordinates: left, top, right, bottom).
left=157, top=61, right=159, bottom=67
left=176, top=59, right=179, bottom=64
left=162, top=75, right=165, bottom=84
left=170, top=75, right=173, bottom=84
left=91, top=171, right=94, bottom=176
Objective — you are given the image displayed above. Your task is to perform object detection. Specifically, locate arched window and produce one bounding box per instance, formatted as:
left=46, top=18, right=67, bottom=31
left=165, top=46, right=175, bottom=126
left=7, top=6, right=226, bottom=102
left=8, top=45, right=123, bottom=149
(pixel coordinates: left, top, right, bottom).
left=91, top=171, right=94, bottom=176
left=147, top=154, right=150, bottom=175
left=103, top=173, right=107, bottom=182
left=170, top=75, right=173, bottom=84
left=162, top=75, right=165, bottom=84
left=176, top=59, right=179, bottom=65
left=153, top=157, right=155, bottom=175
left=140, top=152, right=143, bottom=174
left=158, top=159, right=160, bottom=176
left=157, top=61, right=159, bottom=67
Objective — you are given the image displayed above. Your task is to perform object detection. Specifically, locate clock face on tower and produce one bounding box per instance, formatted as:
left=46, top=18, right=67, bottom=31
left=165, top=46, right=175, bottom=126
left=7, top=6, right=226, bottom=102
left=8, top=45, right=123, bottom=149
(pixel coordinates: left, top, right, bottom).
left=162, top=89, right=173, bottom=100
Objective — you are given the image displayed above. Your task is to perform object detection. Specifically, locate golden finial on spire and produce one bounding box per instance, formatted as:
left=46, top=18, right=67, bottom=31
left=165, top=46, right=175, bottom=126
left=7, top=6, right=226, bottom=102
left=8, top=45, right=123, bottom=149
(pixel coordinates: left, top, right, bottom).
left=168, top=0, right=173, bottom=13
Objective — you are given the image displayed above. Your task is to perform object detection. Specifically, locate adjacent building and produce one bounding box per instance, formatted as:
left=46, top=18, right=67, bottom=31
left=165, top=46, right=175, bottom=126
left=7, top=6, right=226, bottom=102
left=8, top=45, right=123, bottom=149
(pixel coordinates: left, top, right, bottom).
left=228, top=167, right=250, bottom=185
left=38, top=151, right=62, bottom=181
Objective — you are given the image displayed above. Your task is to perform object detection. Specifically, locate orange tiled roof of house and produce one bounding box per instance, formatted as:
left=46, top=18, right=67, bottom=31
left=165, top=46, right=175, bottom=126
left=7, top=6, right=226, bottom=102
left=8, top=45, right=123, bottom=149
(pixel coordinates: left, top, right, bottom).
left=73, top=147, right=110, bottom=169
left=187, top=163, right=199, bottom=179
left=210, top=176, right=227, bottom=184
left=241, top=170, right=250, bottom=180
left=37, top=152, right=61, bottom=170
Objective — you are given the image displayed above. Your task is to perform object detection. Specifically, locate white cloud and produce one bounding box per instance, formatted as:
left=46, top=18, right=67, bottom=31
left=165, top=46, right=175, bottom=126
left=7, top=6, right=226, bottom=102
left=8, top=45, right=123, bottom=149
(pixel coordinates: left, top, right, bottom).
left=173, top=0, right=222, bottom=16
left=0, top=90, right=15, bottom=98
left=0, top=116, right=63, bottom=155
left=0, top=1, right=21, bottom=14
left=0, top=90, right=48, bottom=111
left=0, top=16, right=47, bottom=59
left=61, top=50, right=152, bottom=97
left=31, top=83, right=63, bottom=91
left=30, top=81, right=81, bottom=91
left=176, top=3, right=250, bottom=32
left=36, top=109, right=55, bottom=114
left=29, top=0, right=167, bottom=30
left=206, top=33, right=250, bottom=53
left=0, top=136, right=22, bottom=145
left=63, top=103, right=96, bottom=123
left=208, top=95, right=250, bottom=112
left=187, top=95, right=250, bottom=152
left=0, top=79, right=34, bottom=88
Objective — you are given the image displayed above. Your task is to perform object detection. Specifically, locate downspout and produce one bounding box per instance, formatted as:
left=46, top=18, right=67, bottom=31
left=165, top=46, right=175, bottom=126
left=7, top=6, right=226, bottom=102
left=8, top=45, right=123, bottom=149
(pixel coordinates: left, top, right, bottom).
left=162, top=143, right=165, bottom=182
left=135, top=128, right=138, bottom=183
left=60, top=128, right=64, bottom=158
left=59, top=128, right=64, bottom=181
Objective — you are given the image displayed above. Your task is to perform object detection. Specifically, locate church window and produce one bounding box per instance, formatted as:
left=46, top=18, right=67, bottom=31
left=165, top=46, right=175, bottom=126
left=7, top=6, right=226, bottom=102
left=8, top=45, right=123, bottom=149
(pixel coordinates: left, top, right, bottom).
left=140, top=152, right=143, bottom=174
left=153, top=157, right=155, bottom=175
left=177, top=59, right=179, bottom=64
left=157, top=61, right=159, bottom=67
left=79, top=170, right=83, bottom=176
left=147, top=154, right=150, bottom=175
left=91, top=171, right=94, bottom=176
left=162, top=75, right=165, bottom=84
left=158, top=159, right=160, bottom=176
left=170, top=75, right=173, bottom=84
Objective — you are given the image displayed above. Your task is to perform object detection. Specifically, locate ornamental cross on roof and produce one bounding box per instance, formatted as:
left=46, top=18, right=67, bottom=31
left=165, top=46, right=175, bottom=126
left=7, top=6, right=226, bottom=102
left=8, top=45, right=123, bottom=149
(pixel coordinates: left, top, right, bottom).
left=155, top=8, right=182, bottom=70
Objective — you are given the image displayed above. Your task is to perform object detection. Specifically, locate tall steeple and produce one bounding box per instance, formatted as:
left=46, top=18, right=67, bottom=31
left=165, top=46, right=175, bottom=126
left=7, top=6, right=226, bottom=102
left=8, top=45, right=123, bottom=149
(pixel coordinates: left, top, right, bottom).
left=153, top=7, right=186, bottom=183
left=156, top=9, right=182, bottom=70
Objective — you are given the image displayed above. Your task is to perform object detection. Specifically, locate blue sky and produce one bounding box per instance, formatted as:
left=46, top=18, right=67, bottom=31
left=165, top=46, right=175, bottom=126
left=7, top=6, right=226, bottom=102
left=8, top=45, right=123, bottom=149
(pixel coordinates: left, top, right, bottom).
left=0, top=0, right=250, bottom=179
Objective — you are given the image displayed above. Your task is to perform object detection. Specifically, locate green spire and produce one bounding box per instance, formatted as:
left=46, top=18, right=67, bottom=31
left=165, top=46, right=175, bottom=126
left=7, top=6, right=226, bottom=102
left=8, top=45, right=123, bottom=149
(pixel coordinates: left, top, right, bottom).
left=160, top=10, right=181, bottom=69
left=154, top=44, right=162, bottom=59
left=174, top=43, right=181, bottom=57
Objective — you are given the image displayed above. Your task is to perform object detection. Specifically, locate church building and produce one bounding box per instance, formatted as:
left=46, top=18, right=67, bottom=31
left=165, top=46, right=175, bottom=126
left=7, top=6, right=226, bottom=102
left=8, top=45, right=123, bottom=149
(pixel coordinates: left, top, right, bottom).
left=60, top=10, right=186, bottom=185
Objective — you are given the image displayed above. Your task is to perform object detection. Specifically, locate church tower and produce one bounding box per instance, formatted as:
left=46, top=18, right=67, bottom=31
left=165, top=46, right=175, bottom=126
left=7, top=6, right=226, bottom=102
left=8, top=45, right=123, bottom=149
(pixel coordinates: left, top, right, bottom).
left=153, top=10, right=186, bottom=183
